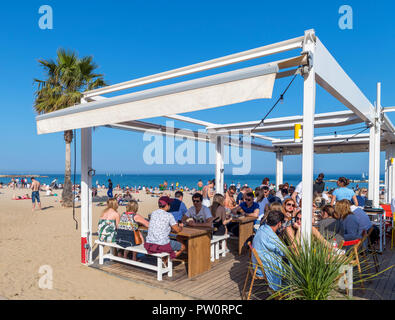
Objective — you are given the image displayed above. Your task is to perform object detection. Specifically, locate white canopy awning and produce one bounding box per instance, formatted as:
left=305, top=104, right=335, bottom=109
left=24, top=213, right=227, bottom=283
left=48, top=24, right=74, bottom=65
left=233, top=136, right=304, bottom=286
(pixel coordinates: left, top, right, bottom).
left=36, top=62, right=279, bottom=135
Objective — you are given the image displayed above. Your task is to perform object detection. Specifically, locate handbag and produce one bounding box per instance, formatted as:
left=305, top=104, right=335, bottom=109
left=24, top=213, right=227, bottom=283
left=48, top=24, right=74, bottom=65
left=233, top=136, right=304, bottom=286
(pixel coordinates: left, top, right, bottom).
left=134, top=229, right=143, bottom=245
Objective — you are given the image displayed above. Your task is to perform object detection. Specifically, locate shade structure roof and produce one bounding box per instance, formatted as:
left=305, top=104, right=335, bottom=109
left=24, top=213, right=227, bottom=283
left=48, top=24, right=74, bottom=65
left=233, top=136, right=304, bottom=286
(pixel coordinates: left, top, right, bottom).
left=35, top=28, right=395, bottom=265
left=35, top=29, right=395, bottom=157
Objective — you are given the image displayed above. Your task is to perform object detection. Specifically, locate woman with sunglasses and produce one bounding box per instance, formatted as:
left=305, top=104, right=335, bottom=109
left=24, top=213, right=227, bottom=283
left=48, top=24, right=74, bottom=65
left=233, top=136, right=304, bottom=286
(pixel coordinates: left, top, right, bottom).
left=356, top=188, right=368, bottom=207
left=283, top=203, right=331, bottom=251
left=282, top=198, right=298, bottom=220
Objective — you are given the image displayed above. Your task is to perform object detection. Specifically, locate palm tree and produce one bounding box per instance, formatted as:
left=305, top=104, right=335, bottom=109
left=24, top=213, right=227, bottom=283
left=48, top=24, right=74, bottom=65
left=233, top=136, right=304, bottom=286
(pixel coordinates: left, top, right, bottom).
left=34, top=49, right=107, bottom=207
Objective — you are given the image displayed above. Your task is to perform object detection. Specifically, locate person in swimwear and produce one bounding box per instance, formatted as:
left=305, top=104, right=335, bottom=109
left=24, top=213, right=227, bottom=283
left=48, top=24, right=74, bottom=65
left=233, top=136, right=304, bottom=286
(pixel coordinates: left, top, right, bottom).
left=31, top=177, right=41, bottom=211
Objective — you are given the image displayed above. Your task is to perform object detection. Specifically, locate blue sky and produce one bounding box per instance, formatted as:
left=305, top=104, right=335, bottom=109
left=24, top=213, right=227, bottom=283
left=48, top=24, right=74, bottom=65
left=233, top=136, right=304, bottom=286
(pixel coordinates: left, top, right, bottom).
left=1, top=0, right=394, bottom=175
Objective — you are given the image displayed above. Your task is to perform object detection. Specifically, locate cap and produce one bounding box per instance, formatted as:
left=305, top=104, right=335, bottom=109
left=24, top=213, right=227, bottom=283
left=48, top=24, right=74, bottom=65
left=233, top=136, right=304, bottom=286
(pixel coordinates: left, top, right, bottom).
left=158, top=196, right=173, bottom=206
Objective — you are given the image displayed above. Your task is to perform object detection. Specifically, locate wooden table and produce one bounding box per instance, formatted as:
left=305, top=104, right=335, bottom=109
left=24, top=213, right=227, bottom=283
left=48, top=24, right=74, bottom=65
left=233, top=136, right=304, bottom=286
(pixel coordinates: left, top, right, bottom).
left=140, top=226, right=212, bottom=278
left=232, top=215, right=256, bottom=255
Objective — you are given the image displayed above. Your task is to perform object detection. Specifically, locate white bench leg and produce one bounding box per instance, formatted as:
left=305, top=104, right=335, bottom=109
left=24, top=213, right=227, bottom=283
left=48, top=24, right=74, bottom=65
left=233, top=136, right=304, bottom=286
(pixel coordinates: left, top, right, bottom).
left=99, top=244, right=104, bottom=264
left=157, top=257, right=163, bottom=281
left=210, top=244, right=215, bottom=262
left=221, top=239, right=226, bottom=257
left=168, top=258, right=173, bottom=277
left=215, top=242, right=220, bottom=260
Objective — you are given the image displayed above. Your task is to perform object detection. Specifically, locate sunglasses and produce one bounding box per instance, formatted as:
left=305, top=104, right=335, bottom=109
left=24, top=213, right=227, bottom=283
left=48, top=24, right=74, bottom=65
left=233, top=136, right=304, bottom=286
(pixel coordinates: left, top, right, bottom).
left=245, top=198, right=253, bottom=201
left=193, top=199, right=201, bottom=203
left=286, top=203, right=296, bottom=207
left=295, top=217, right=301, bottom=221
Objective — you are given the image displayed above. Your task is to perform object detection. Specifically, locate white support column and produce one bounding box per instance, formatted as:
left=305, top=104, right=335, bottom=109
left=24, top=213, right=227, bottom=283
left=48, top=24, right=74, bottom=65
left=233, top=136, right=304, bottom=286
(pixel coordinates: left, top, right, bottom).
left=385, top=150, right=389, bottom=203
left=275, top=150, right=284, bottom=188
left=215, top=136, right=224, bottom=195
left=300, top=30, right=316, bottom=246
left=373, top=83, right=382, bottom=207
left=384, top=146, right=395, bottom=204
left=368, top=125, right=376, bottom=202
left=81, top=123, right=92, bottom=265
left=390, top=147, right=395, bottom=201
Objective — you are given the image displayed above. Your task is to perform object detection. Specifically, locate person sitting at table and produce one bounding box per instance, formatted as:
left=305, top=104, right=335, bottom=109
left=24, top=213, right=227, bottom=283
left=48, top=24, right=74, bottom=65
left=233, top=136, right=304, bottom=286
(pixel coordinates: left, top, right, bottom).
left=355, top=188, right=368, bottom=207
left=335, top=199, right=362, bottom=241
left=282, top=210, right=332, bottom=252
left=260, top=202, right=284, bottom=227
left=231, top=192, right=260, bottom=219
left=210, top=193, right=233, bottom=236
left=97, top=198, right=120, bottom=243
left=254, top=188, right=269, bottom=231
left=169, top=191, right=188, bottom=223
left=316, top=205, right=344, bottom=246
left=236, top=186, right=248, bottom=205
left=144, top=196, right=185, bottom=259
left=330, top=177, right=358, bottom=206
left=224, top=185, right=237, bottom=211
left=116, top=200, right=149, bottom=261
left=182, top=193, right=214, bottom=228
left=350, top=202, right=373, bottom=238
left=252, top=210, right=286, bottom=292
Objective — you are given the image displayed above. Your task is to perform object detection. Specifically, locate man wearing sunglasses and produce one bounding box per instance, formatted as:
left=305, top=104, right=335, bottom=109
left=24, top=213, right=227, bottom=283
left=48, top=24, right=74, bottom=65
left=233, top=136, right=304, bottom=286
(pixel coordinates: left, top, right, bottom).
left=231, top=192, right=260, bottom=219
left=182, top=193, right=214, bottom=228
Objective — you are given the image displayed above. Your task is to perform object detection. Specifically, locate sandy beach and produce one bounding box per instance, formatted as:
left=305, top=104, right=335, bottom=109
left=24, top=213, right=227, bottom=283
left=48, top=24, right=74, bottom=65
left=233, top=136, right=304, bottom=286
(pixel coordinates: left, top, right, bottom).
left=0, top=186, right=194, bottom=300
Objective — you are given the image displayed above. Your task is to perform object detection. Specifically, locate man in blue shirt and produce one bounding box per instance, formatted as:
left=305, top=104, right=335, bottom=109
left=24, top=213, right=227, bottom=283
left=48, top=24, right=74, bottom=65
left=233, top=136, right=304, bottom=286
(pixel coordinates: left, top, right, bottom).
left=350, top=204, right=372, bottom=237
left=232, top=192, right=260, bottom=218
left=252, top=210, right=286, bottom=291
left=169, top=191, right=188, bottom=222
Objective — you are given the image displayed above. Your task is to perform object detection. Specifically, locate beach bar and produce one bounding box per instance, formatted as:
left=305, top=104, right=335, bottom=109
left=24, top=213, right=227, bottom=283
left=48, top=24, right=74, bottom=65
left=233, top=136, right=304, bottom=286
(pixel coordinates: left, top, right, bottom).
left=36, top=29, right=395, bottom=265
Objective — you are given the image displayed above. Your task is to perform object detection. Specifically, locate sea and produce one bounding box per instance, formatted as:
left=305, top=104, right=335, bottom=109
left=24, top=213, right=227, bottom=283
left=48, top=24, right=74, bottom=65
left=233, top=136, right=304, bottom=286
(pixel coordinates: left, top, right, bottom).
left=0, top=173, right=382, bottom=191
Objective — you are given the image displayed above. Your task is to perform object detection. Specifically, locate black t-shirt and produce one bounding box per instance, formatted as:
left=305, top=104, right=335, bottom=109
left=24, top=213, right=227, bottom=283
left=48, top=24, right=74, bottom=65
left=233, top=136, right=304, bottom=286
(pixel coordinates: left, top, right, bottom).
left=169, top=198, right=182, bottom=212
left=108, top=182, right=113, bottom=189
left=313, top=180, right=325, bottom=194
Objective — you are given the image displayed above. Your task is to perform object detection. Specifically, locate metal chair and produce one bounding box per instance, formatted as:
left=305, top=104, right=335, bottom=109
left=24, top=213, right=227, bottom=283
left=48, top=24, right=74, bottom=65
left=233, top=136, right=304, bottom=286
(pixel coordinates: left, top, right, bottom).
left=364, top=227, right=380, bottom=272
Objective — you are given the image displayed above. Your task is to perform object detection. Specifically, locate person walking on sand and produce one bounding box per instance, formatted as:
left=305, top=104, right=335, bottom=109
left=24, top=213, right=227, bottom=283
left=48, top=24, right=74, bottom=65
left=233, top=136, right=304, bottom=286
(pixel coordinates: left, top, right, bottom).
left=107, top=179, right=113, bottom=199
left=31, top=177, right=41, bottom=211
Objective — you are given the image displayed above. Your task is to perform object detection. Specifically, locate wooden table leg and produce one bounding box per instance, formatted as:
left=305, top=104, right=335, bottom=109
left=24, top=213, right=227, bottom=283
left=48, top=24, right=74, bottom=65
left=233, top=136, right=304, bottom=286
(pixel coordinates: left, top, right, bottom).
left=187, top=233, right=211, bottom=278
left=238, top=221, right=254, bottom=255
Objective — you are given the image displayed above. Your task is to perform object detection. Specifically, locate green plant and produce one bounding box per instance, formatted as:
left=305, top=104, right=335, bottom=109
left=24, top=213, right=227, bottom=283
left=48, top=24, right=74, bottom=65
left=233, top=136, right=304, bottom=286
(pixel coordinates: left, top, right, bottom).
left=33, top=49, right=107, bottom=207
left=254, top=234, right=393, bottom=300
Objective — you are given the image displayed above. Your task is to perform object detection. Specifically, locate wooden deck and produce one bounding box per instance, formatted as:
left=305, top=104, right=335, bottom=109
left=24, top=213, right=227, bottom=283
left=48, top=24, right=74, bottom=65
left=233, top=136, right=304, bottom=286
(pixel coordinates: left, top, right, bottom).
left=89, top=236, right=395, bottom=300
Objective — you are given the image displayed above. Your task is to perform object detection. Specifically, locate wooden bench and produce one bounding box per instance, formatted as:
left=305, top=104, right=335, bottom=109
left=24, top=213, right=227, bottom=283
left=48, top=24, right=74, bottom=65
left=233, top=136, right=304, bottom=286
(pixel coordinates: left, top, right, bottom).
left=210, top=234, right=230, bottom=262
left=95, top=240, right=172, bottom=281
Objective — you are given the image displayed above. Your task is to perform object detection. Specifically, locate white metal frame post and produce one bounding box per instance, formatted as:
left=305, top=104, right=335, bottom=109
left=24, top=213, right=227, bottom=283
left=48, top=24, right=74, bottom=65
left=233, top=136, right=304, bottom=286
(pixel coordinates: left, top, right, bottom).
left=385, top=149, right=389, bottom=203
left=275, top=150, right=284, bottom=188
left=300, top=30, right=316, bottom=245
left=81, top=126, right=93, bottom=265
left=390, top=147, right=395, bottom=201
left=373, top=83, right=382, bottom=207
left=215, top=135, right=225, bottom=195
left=368, top=124, right=376, bottom=202
left=385, top=145, right=395, bottom=203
